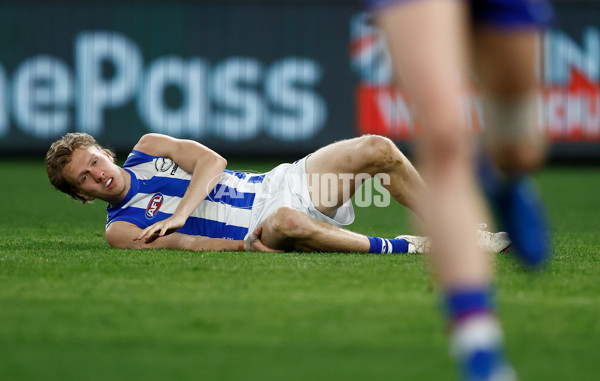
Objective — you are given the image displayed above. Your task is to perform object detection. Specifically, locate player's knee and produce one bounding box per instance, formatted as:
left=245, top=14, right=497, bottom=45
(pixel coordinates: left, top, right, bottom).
left=270, top=207, right=312, bottom=239
left=425, top=132, right=466, bottom=165
left=492, top=143, right=546, bottom=174
left=359, top=135, right=400, bottom=170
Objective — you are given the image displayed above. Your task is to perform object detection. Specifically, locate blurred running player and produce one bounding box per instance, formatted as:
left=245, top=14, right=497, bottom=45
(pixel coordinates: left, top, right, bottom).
left=364, top=0, right=553, bottom=379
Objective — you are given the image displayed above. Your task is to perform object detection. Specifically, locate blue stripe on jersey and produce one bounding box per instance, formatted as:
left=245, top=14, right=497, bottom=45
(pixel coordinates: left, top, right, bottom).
left=223, top=169, right=265, bottom=184
left=123, top=150, right=158, bottom=168
left=207, top=184, right=256, bottom=209
left=224, top=169, right=247, bottom=179
left=247, top=174, right=265, bottom=183
left=107, top=207, right=248, bottom=240
left=137, top=176, right=189, bottom=198
left=106, top=210, right=148, bottom=230
left=179, top=217, right=249, bottom=240
left=128, top=178, right=256, bottom=209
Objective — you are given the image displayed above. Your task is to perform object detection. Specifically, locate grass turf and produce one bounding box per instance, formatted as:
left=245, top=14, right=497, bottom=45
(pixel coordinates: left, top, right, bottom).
left=0, top=159, right=599, bottom=380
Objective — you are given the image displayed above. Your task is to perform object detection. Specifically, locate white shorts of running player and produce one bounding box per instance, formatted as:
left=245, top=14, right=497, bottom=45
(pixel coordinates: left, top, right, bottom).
left=245, top=157, right=360, bottom=239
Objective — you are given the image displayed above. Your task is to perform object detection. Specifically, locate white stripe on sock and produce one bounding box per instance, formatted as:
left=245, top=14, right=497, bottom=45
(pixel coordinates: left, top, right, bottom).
left=384, top=239, right=392, bottom=254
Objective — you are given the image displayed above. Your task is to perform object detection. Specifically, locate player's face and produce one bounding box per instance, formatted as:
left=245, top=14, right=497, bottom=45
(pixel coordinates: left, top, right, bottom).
left=63, top=146, right=130, bottom=204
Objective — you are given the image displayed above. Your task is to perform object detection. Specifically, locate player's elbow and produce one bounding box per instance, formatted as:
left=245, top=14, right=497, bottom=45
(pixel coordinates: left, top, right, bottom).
left=214, top=154, right=227, bottom=170
left=105, top=235, right=130, bottom=249
left=201, top=153, right=227, bottom=176
left=105, top=230, right=138, bottom=249
left=210, top=150, right=227, bottom=167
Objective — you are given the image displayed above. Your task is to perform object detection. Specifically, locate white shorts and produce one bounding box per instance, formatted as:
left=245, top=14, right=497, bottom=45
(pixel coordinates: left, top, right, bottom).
left=245, top=157, right=355, bottom=239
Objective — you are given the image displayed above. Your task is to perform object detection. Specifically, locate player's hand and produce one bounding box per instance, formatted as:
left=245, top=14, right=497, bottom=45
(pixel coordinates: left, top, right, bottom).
left=244, top=226, right=281, bottom=252
left=134, top=215, right=188, bottom=244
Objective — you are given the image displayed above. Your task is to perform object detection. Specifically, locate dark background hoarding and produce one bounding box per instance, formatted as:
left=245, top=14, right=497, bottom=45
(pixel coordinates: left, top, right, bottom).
left=0, top=0, right=599, bottom=161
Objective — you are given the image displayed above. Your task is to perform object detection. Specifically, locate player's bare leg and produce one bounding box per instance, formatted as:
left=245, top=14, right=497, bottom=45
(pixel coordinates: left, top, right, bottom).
left=378, top=0, right=489, bottom=294
left=474, top=28, right=547, bottom=174
left=378, top=1, right=514, bottom=380
left=259, top=207, right=372, bottom=252
left=256, top=207, right=509, bottom=255
left=259, top=207, right=425, bottom=255
left=305, top=134, right=426, bottom=216
left=474, top=27, right=551, bottom=268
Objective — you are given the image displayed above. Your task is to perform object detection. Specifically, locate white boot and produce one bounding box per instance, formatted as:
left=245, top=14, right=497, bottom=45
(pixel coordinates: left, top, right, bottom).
left=397, top=225, right=511, bottom=254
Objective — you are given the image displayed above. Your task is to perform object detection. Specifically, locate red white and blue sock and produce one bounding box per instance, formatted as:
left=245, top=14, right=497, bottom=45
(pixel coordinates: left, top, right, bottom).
left=445, top=287, right=515, bottom=380
left=367, top=236, right=409, bottom=254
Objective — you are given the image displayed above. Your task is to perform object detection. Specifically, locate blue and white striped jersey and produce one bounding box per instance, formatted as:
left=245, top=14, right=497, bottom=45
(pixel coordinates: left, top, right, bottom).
left=106, top=150, right=265, bottom=240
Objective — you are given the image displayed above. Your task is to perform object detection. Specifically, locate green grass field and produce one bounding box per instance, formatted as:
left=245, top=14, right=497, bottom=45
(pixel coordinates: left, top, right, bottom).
left=1, top=159, right=599, bottom=380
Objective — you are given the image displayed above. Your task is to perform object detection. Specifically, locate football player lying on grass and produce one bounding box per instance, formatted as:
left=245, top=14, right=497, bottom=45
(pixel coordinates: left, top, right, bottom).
left=46, top=133, right=510, bottom=254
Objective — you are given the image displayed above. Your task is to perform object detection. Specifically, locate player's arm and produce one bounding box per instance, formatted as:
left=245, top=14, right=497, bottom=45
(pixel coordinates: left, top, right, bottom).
left=106, top=221, right=277, bottom=252
left=131, top=133, right=227, bottom=241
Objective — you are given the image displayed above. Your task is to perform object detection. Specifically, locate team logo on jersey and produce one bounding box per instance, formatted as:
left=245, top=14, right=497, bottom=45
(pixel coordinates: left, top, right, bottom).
left=145, top=193, right=164, bottom=219
left=155, top=158, right=174, bottom=172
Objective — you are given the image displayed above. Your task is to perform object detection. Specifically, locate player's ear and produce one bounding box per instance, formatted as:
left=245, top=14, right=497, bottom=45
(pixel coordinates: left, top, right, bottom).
left=75, top=191, right=95, bottom=202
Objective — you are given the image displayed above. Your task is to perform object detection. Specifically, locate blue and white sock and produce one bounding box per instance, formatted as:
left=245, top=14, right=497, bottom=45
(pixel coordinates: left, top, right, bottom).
left=367, top=236, right=409, bottom=254
left=445, top=287, right=515, bottom=380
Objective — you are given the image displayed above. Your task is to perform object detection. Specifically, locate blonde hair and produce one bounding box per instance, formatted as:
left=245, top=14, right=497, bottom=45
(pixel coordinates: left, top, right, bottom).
left=46, top=133, right=115, bottom=203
